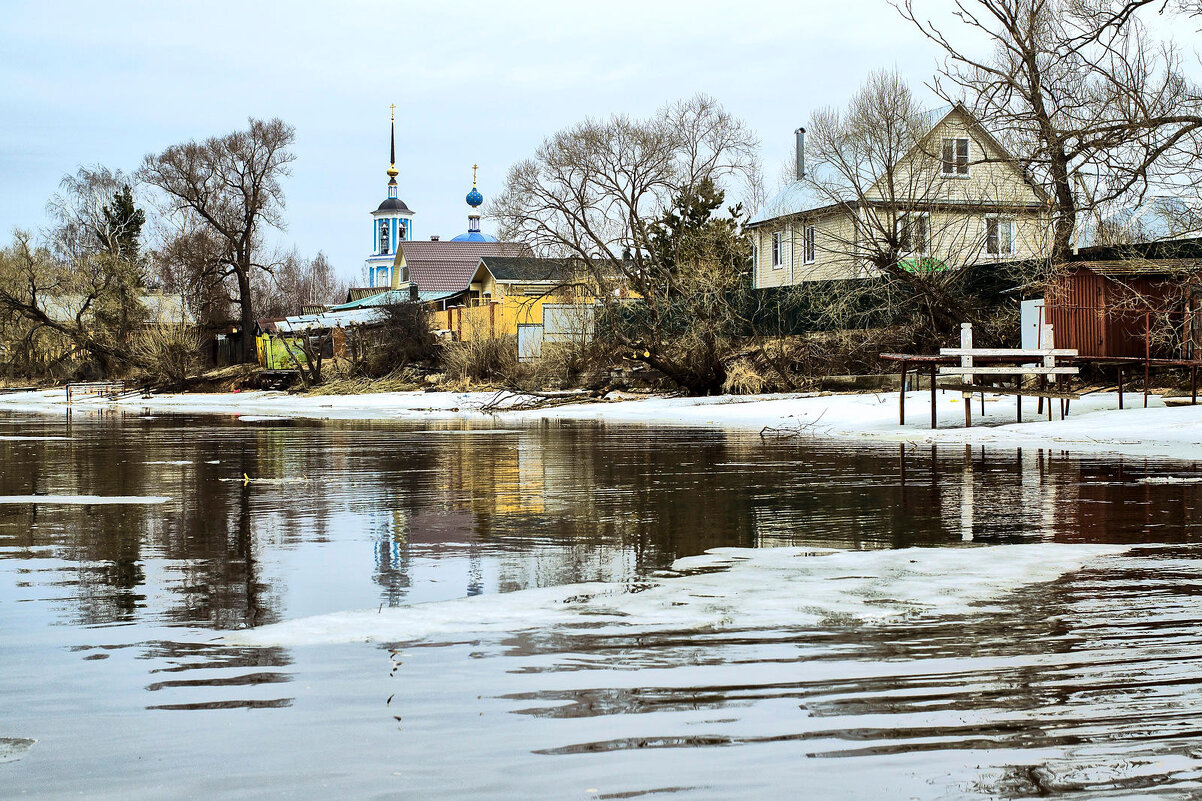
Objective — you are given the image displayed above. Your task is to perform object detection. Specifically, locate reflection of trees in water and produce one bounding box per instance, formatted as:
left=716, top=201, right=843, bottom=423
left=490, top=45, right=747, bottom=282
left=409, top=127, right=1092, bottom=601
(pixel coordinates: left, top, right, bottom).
left=5, top=414, right=1202, bottom=631
left=137, top=640, right=295, bottom=711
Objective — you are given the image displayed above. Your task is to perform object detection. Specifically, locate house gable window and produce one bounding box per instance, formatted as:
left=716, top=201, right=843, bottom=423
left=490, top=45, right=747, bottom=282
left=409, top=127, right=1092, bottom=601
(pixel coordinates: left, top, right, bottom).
left=941, top=137, right=970, bottom=176
left=899, top=213, right=929, bottom=255
left=803, top=225, right=816, bottom=264
left=986, top=216, right=1014, bottom=255
left=771, top=231, right=783, bottom=268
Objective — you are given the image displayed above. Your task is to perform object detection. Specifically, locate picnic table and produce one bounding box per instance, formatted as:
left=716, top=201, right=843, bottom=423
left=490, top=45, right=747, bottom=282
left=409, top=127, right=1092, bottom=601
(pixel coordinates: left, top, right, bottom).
left=881, top=323, right=1080, bottom=429
left=65, top=381, right=130, bottom=403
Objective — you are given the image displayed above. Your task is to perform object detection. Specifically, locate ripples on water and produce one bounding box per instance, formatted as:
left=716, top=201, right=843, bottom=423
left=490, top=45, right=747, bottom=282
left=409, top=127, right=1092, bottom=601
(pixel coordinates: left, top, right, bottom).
left=1, top=410, right=1201, bottom=798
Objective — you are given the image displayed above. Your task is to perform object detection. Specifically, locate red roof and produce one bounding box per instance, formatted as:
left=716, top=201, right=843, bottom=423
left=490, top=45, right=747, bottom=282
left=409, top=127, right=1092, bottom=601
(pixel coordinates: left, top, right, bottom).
left=400, top=240, right=530, bottom=293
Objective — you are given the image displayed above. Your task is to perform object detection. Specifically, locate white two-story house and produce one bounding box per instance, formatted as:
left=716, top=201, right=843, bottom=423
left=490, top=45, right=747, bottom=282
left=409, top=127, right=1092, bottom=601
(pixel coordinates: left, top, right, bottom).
left=748, top=104, right=1051, bottom=287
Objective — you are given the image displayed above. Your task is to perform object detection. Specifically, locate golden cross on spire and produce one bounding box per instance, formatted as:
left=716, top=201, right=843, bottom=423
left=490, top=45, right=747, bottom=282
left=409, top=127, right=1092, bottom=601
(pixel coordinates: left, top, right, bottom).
left=472, top=163, right=478, bottom=186
left=390, top=103, right=396, bottom=121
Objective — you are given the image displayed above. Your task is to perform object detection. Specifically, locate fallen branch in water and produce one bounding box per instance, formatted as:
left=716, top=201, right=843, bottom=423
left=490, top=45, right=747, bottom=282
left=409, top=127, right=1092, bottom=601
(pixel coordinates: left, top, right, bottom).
left=760, top=410, right=828, bottom=439
left=478, top=388, right=608, bottom=413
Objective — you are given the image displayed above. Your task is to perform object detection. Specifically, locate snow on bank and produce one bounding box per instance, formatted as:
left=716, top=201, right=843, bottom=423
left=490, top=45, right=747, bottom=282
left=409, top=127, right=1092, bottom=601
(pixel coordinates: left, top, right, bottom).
left=2, top=385, right=1201, bottom=460
left=226, top=543, right=1125, bottom=647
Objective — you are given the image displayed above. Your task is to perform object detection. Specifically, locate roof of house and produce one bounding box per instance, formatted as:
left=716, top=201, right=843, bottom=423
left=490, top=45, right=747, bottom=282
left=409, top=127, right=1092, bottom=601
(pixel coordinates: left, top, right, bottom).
left=329, top=288, right=459, bottom=311
left=399, top=240, right=531, bottom=293
left=477, top=256, right=579, bottom=283
left=257, top=307, right=385, bottom=334
left=1065, top=259, right=1202, bottom=278
left=747, top=180, right=847, bottom=226
left=1072, top=236, right=1202, bottom=263
left=748, top=103, right=1045, bottom=227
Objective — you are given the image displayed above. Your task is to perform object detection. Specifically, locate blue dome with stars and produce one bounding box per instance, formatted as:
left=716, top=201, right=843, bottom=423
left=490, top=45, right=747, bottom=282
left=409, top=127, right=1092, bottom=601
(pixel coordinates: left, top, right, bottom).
left=466, top=187, right=484, bottom=207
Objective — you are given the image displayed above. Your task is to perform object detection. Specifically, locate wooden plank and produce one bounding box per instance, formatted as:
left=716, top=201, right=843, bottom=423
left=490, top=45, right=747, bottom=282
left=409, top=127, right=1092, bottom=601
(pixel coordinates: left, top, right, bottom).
left=936, top=382, right=1082, bottom=400
left=939, top=366, right=1078, bottom=375
left=939, top=348, right=1077, bottom=357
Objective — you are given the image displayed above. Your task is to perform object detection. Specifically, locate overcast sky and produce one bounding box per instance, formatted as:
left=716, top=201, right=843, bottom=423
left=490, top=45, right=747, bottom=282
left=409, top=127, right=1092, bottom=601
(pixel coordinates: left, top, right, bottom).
left=4, top=0, right=999, bottom=282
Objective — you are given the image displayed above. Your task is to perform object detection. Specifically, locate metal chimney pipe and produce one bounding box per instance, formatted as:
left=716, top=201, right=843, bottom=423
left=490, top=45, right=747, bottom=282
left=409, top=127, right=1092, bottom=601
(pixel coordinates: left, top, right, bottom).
left=795, top=127, right=806, bottom=180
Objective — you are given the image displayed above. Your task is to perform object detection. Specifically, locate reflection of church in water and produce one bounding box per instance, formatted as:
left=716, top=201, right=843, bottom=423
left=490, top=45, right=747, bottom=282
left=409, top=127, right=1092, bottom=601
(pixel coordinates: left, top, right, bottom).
left=363, top=107, right=497, bottom=289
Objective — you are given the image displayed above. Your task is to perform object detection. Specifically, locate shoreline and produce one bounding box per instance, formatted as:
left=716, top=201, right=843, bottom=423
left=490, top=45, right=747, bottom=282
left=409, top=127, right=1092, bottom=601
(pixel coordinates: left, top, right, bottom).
left=1, top=387, right=1200, bottom=462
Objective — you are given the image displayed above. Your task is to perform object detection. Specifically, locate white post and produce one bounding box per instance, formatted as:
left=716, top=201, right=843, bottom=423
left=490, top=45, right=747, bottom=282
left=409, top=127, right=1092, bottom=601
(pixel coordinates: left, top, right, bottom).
left=961, top=323, right=973, bottom=427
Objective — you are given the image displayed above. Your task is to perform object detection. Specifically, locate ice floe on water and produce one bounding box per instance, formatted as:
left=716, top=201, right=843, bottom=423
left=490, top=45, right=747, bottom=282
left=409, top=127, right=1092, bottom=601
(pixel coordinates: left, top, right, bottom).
left=0, top=738, right=36, bottom=764
left=0, top=495, right=170, bottom=505
left=1139, top=475, right=1202, bottom=484
left=228, top=543, right=1127, bottom=647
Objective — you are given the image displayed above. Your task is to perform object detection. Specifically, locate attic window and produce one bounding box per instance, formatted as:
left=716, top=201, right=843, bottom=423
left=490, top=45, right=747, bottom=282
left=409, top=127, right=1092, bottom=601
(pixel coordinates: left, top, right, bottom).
left=942, top=138, right=969, bottom=176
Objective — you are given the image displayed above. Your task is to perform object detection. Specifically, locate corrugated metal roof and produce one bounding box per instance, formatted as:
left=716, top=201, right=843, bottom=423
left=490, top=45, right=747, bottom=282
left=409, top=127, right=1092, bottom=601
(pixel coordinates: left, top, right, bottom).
left=329, top=289, right=459, bottom=310
left=260, top=307, right=384, bottom=334
left=1069, top=259, right=1202, bottom=277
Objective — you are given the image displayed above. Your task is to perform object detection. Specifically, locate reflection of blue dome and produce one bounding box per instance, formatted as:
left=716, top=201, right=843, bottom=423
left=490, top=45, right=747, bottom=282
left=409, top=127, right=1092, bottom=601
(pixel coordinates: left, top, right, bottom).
left=466, top=187, right=484, bottom=207
left=450, top=230, right=498, bottom=242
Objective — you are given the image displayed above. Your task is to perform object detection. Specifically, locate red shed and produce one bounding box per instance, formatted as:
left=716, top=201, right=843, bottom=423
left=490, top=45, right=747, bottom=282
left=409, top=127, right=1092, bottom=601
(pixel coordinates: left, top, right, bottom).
left=1044, top=260, right=1202, bottom=359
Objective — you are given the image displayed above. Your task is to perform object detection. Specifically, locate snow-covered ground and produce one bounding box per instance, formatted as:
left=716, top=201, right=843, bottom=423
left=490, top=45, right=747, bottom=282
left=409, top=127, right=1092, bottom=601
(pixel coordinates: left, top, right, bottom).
left=2, top=385, right=1200, bottom=460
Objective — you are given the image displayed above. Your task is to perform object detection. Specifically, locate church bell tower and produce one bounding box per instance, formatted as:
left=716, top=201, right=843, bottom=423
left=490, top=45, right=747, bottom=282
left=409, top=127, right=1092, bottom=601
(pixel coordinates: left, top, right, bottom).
left=365, top=105, right=416, bottom=289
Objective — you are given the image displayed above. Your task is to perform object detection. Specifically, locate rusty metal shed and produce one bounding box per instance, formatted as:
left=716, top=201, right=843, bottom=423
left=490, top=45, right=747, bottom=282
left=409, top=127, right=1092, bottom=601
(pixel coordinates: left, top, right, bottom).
left=1044, top=259, right=1202, bottom=358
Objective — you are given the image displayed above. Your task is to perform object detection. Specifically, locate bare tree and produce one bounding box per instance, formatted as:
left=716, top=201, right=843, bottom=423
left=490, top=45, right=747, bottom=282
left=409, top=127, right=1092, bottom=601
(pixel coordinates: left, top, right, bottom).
left=256, top=251, right=347, bottom=319
left=898, top=0, right=1202, bottom=262
left=490, top=94, right=759, bottom=394
left=46, top=166, right=146, bottom=263
left=141, top=118, right=296, bottom=361
left=0, top=230, right=145, bottom=375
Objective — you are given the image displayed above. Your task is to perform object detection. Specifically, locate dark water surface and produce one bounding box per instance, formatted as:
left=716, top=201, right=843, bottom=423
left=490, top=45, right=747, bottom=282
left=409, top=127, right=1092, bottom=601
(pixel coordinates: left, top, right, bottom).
left=2, top=410, right=1202, bottom=799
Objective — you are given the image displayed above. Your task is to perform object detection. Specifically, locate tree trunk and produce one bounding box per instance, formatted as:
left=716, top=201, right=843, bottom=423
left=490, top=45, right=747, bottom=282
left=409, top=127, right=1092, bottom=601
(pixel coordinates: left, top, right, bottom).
left=237, top=264, right=255, bottom=364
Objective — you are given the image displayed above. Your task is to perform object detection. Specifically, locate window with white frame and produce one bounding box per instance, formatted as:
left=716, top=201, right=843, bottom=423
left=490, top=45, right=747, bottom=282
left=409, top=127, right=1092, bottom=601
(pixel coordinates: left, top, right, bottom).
left=771, top=231, right=783, bottom=268
left=899, top=213, right=929, bottom=255
left=803, top=225, right=816, bottom=264
left=941, top=137, right=969, bottom=176
left=986, top=216, right=1014, bottom=255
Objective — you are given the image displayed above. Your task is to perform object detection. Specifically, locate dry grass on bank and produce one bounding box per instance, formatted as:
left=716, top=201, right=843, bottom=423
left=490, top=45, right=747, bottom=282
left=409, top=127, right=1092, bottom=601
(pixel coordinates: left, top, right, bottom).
left=305, top=369, right=427, bottom=396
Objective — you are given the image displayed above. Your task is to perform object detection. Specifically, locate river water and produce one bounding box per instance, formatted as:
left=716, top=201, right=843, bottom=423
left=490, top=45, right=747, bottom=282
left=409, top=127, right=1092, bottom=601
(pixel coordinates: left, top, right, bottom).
left=2, top=410, right=1201, bottom=799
